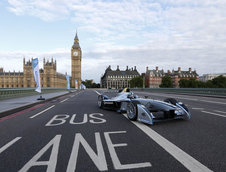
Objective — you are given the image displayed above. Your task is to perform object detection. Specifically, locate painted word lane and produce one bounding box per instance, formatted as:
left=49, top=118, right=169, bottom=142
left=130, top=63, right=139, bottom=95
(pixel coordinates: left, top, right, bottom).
left=0, top=113, right=151, bottom=171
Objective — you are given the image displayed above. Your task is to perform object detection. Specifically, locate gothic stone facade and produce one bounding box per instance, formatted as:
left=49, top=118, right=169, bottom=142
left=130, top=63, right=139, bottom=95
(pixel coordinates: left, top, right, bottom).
left=145, top=67, right=199, bottom=88
left=0, top=32, right=82, bottom=89
left=71, top=32, right=82, bottom=88
left=101, top=66, right=140, bottom=89
left=0, top=58, right=67, bottom=88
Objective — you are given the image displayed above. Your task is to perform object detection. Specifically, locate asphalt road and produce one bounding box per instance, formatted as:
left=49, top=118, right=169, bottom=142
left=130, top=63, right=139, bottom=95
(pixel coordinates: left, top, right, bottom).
left=0, top=90, right=225, bottom=172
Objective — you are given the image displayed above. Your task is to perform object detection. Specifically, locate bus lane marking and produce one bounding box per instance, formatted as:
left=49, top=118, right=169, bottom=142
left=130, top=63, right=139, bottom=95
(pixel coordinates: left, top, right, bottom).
left=30, top=105, right=55, bottom=119
left=122, top=114, right=213, bottom=172
left=0, top=137, right=21, bottom=154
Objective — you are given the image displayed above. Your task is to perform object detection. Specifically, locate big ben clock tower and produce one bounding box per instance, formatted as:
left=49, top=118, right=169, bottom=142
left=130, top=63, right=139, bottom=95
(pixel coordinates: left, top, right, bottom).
left=71, top=31, right=82, bottom=88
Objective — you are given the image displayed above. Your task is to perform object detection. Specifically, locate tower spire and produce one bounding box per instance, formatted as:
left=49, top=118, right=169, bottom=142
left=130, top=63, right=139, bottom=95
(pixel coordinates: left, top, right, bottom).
left=72, top=30, right=80, bottom=49
left=75, top=29, right=78, bottom=40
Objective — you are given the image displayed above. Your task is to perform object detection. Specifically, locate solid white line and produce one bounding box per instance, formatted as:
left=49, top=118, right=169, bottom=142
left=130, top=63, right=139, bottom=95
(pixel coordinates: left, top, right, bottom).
left=95, top=90, right=101, bottom=95
left=60, top=98, right=69, bottom=103
left=122, top=114, right=213, bottom=172
left=0, top=137, right=21, bottom=154
left=30, top=105, right=55, bottom=119
left=214, top=110, right=226, bottom=114
left=201, top=111, right=226, bottom=118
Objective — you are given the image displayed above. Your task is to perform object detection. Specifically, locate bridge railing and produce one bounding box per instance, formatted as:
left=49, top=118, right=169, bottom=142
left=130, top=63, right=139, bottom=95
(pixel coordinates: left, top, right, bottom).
left=131, top=88, right=226, bottom=97
left=0, top=88, right=68, bottom=100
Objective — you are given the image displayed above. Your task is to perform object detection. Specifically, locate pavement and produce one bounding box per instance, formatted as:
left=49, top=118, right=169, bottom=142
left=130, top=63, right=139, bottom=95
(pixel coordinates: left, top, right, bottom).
left=0, top=91, right=70, bottom=116
left=0, top=89, right=225, bottom=171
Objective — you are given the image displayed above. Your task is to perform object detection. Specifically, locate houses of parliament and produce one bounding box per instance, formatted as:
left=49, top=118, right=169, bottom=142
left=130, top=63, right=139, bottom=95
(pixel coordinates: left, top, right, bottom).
left=0, top=32, right=82, bottom=88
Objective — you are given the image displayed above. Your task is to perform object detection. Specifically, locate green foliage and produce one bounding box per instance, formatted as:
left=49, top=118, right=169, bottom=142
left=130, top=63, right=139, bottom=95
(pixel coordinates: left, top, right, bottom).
left=82, top=80, right=100, bottom=88
left=179, top=75, right=226, bottom=88
left=160, top=76, right=173, bottom=88
left=129, top=76, right=143, bottom=88
left=212, top=75, right=226, bottom=88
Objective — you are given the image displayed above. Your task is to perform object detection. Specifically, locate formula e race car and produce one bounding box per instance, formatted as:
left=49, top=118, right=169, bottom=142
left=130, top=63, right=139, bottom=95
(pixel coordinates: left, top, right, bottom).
left=97, top=88, right=191, bottom=125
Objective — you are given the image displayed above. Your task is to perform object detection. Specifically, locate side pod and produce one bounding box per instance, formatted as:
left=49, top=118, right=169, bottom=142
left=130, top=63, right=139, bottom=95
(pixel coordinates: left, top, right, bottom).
left=137, top=104, right=154, bottom=125
left=176, top=103, right=191, bottom=120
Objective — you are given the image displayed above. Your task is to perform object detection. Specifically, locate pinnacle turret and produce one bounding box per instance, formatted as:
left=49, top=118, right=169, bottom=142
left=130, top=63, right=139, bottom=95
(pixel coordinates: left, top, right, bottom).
left=72, top=31, right=80, bottom=49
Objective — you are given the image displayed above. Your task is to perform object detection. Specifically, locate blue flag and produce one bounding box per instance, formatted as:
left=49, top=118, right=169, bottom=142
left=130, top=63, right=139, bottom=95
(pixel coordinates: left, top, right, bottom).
left=32, top=58, right=41, bottom=93
left=66, top=75, right=70, bottom=90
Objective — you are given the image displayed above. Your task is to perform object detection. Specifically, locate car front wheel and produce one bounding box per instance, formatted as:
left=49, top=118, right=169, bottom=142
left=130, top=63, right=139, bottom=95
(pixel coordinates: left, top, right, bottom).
left=98, top=96, right=104, bottom=108
left=127, top=102, right=137, bottom=121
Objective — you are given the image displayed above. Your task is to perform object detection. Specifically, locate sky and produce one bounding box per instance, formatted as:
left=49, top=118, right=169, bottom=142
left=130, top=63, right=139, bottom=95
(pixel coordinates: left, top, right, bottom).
left=0, top=0, right=226, bottom=83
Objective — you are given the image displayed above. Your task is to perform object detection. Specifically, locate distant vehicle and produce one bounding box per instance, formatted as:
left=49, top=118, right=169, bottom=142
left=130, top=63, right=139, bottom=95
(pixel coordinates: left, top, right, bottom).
left=98, top=88, right=191, bottom=125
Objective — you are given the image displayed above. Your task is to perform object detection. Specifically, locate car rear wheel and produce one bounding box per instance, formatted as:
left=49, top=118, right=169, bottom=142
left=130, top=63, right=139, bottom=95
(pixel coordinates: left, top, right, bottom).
left=164, top=98, right=178, bottom=105
left=127, top=102, right=137, bottom=121
left=98, top=95, right=104, bottom=108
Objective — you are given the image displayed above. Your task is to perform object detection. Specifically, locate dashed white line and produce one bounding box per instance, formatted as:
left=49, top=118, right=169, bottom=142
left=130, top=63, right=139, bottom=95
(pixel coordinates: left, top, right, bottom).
left=201, top=100, right=226, bottom=105
left=192, top=108, right=204, bottom=110
left=95, top=90, right=101, bottom=95
left=201, top=111, right=226, bottom=118
left=60, top=98, right=69, bottom=103
left=122, top=114, right=213, bottom=172
left=30, top=105, right=55, bottom=119
left=0, top=137, right=21, bottom=154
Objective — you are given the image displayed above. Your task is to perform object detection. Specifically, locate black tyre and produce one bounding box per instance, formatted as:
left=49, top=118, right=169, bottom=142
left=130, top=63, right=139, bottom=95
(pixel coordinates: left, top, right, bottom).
left=98, top=95, right=104, bottom=108
left=127, top=102, right=137, bottom=121
left=164, top=98, right=178, bottom=105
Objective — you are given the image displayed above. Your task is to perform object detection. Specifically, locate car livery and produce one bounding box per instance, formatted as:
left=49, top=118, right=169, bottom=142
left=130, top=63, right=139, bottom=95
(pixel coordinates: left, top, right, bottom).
left=98, top=88, right=191, bottom=125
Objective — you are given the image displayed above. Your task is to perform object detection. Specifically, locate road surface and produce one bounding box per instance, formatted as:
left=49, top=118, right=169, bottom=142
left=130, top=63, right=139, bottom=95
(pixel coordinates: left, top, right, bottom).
left=0, top=90, right=225, bottom=171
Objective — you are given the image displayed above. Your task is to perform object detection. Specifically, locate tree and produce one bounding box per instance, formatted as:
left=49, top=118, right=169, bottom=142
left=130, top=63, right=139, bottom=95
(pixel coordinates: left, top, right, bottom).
left=212, top=75, right=226, bottom=88
left=129, top=76, right=143, bottom=88
left=160, top=76, right=173, bottom=88
left=179, top=79, right=189, bottom=88
left=82, top=80, right=100, bottom=88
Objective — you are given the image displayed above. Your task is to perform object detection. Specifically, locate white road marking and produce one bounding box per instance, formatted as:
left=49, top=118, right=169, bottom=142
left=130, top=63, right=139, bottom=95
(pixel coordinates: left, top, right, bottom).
left=30, top=105, right=55, bottom=119
left=136, top=91, right=226, bottom=105
left=201, top=111, right=226, bottom=118
left=122, top=114, right=213, bottom=172
left=60, top=98, right=69, bottom=103
left=95, top=90, right=101, bottom=95
left=192, top=108, right=204, bottom=110
left=201, top=100, right=226, bottom=105
left=66, top=133, right=108, bottom=171
left=214, top=110, right=226, bottom=114
left=0, top=137, right=21, bottom=154
left=104, top=131, right=151, bottom=170
left=19, top=135, right=61, bottom=172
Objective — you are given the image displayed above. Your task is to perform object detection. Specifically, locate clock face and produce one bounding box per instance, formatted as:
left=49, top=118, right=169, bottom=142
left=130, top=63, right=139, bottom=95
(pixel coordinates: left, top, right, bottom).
left=73, top=51, right=78, bottom=56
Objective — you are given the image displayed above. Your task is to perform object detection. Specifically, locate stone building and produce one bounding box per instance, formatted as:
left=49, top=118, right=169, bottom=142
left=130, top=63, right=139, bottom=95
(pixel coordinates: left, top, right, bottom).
left=145, top=66, right=199, bottom=88
left=145, top=66, right=164, bottom=88
left=101, top=65, right=140, bottom=89
left=169, top=67, right=199, bottom=88
left=0, top=31, right=82, bottom=89
left=0, top=58, right=67, bottom=88
left=71, top=32, right=82, bottom=88
left=199, top=73, right=226, bottom=82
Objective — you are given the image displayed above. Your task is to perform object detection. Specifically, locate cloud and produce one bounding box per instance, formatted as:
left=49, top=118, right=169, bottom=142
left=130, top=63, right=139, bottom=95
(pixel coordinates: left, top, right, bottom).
left=1, top=46, right=226, bottom=83
left=3, top=0, right=226, bottom=82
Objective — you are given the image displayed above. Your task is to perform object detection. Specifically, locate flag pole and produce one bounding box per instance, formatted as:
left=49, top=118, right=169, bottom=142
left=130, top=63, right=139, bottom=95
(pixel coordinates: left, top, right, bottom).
left=37, top=92, right=45, bottom=100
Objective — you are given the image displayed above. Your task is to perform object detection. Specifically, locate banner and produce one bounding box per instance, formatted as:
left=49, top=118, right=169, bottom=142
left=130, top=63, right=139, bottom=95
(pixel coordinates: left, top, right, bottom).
left=32, top=58, right=41, bottom=93
left=80, top=83, right=86, bottom=89
left=75, top=80, right=78, bottom=89
left=66, top=75, right=70, bottom=90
